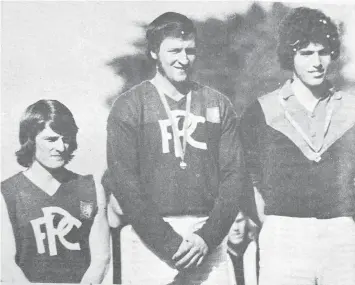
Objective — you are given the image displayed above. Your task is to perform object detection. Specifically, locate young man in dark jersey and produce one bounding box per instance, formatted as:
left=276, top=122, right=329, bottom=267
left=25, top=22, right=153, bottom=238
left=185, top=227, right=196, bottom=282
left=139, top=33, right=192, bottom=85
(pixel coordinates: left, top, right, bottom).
left=103, top=12, right=258, bottom=284
left=1, top=100, right=110, bottom=283
left=240, top=7, right=355, bottom=285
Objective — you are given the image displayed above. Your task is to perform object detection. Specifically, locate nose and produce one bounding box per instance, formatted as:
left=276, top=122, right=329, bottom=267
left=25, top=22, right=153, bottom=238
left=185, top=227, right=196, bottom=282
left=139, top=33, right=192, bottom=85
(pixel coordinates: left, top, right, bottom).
left=54, top=138, right=66, bottom=152
left=178, top=50, right=189, bottom=65
left=312, top=52, right=322, bottom=68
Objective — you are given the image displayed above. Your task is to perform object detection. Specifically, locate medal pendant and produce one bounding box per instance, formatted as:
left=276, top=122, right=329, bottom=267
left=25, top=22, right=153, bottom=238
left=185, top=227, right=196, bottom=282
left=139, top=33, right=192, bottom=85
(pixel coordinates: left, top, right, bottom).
left=180, top=161, right=187, bottom=170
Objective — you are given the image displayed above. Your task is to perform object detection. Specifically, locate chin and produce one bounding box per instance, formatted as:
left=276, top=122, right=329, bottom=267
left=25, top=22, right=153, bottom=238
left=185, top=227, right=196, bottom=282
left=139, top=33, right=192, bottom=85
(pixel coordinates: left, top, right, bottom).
left=229, top=237, right=244, bottom=245
left=305, top=77, right=326, bottom=87
left=44, top=161, right=66, bottom=169
left=173, top=76, right=188, bottom=83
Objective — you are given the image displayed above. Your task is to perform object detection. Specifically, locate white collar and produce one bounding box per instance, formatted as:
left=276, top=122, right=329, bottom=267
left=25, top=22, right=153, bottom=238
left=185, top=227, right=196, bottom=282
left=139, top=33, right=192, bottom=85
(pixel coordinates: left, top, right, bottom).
left=23, top=161, right=61, bottom=196
left=150, top=72, right=187, bottom=102
left=291, top=76, right=321, bottom=113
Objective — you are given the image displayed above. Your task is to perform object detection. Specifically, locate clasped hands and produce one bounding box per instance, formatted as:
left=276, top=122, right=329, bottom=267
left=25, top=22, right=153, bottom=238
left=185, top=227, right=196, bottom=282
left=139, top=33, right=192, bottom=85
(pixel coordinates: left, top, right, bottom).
left=172, top=233, right=208, bottom=270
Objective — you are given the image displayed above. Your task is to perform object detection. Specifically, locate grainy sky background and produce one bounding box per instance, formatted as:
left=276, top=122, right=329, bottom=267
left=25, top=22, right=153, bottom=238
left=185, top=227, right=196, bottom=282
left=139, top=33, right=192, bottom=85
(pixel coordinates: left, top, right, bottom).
left=2, top=1, right=355, bottom=181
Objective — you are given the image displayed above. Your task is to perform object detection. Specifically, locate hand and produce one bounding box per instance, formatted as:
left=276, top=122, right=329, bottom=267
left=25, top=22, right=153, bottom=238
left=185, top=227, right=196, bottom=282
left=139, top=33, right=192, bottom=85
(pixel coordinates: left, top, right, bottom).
left=172, top=233, right=208, bottom=269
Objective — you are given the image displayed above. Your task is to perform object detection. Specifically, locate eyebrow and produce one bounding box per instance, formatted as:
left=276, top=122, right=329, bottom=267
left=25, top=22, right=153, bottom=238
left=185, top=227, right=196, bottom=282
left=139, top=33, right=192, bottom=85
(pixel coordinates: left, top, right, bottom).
left=299, top=46, right=327, bottom=52
left=235, top=217, right=246, bottom=222
left=43, top=135, right=60, bottom=139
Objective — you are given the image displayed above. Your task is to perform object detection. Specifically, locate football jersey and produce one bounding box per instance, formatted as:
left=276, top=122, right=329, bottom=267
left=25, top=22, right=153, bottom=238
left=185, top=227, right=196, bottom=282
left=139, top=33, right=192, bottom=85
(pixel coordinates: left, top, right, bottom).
left=103, top=80, right=258, bottom=262
left=1, top=171, right=97, bottom=283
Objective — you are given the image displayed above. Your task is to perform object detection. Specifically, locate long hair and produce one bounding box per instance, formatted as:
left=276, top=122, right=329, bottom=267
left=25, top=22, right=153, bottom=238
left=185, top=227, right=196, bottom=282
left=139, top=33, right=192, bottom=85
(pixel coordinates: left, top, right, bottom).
left=16, top=99, right=79, bottom=167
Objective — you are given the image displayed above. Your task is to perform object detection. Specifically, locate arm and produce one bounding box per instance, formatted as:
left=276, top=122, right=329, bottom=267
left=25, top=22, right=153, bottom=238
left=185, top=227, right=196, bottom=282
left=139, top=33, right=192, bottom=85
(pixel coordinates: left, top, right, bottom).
left=240, top=102, right=266, bottom=223
left=1, top=194, right=29, bottom=282
left=194, top=97, right=260, bottom=250
left=107, top=193, right=124, bottom=228
left=240, top=102, right=263, bottom=193
left=104, top=96, right=182, bottom=265
left=80, top=177, right=111, bottom=284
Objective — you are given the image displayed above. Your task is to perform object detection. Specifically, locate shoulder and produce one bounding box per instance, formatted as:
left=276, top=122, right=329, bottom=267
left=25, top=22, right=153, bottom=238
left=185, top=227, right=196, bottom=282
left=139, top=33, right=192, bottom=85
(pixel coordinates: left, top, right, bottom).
left=111, top=81, right=154, bottom=110
left=257, top=88, right=281, bottom=111
left=193, top=82, right=230, bottom=103
left=108, top=81, right=155, bottom=123
left=193, top=82, right=238, bottom=118
left=62, top=171, right=96, bottom=200
left=332, top=90, right=355, bottom=133
left=337, top=90, right=355, bottom=108
left=1, top=172, right=25, bottom=194
left=241, top=99, right=265, bottom=128
left=1, top=172, right=26, bottom=207
left=242, top=87, right=282, bottom=127
left=65, top=172, right=95, bottom=189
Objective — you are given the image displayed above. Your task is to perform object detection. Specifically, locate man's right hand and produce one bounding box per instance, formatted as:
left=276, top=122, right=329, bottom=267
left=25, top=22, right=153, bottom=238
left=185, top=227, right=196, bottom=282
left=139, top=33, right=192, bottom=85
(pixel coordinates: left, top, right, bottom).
left=172, top=233, right=208, bottom=270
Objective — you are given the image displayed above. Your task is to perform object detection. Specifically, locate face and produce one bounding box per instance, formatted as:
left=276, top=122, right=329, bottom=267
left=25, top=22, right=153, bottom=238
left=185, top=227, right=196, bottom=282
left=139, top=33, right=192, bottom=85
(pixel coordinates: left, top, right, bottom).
left=151, top=36, right=197, bottom=84
left=293, top=42, right=331, bottom=87
left=228, top=212, right=247, bottom=245
left=34, top=124, right=70, bottom=169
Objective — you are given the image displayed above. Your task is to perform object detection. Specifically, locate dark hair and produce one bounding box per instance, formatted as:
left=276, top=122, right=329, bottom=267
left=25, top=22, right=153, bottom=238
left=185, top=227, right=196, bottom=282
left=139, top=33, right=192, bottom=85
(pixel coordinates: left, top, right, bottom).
left=15, top=99, right=79, bottom=167
left=277, top=7, right=340, bottom=70
left=146, top=12, right=197, bottom=60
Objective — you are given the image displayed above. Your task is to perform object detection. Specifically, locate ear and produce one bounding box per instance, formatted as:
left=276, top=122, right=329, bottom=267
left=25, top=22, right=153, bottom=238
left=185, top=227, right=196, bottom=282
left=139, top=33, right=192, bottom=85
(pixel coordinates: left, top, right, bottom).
left=150, top=50, right=158, bottom=60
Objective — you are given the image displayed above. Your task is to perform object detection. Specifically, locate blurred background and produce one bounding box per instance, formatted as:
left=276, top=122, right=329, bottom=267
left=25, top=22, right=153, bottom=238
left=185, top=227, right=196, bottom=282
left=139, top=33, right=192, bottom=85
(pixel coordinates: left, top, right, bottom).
left=2, top=1, right=355, bottom=283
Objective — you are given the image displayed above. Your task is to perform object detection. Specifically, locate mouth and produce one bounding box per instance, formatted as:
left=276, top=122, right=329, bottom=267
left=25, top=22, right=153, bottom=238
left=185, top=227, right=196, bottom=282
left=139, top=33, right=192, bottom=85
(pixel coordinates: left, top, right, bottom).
left=174, top=66, right=189, bottom=72
left=51, top=155, right=64, bottom=160
left=309, top=71, right=325, bottom=78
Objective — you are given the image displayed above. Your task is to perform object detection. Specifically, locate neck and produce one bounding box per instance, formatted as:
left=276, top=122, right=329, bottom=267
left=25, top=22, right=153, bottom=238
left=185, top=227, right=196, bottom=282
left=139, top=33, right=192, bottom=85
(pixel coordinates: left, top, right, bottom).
left=152, top=71, right=191, bottom=99
left=25, top=161, right=55, bottom=180
left=23, top=161, right=65, bottom=196
left=292, top=74, right=329, bottom=99
left=291, top=75, right=329, bottom=112
left=25, top=161, right=67, bottom=183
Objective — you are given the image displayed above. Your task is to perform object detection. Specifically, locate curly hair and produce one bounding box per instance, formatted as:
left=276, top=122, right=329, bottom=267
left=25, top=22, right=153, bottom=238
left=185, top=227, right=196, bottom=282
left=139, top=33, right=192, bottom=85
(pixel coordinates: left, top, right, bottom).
left=15, top=100, right=78, bottom=168
left=277, top=7, right=341, bottom=71
left=146, top=12, right=197, bottom=60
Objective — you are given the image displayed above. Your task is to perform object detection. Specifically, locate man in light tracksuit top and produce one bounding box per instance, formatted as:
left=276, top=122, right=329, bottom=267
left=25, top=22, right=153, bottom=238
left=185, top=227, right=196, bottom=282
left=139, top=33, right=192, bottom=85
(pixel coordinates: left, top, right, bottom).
left=103, top=12, right=258, bottom=285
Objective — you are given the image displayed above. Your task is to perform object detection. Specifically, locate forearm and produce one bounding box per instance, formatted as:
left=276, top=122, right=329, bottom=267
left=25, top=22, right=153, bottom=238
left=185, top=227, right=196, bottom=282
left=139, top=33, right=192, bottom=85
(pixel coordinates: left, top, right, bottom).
left=80, top=258, right=110, bottom=284
left=195, top=103, right=243, bottom=248
left=1, top=195, right=29, bottom=282
left=106, top=110, right=182, bottom=263
left=194, top=183, right=241, bottom=249
left=106, top=164, right=183, bottom=263
left=1, top=263, right=29, bottom=283
left=195, top=100, right=259, bottom=249
left=81, top=219, right=110, bottom=284
left=81, top=182, right=111, bottom=284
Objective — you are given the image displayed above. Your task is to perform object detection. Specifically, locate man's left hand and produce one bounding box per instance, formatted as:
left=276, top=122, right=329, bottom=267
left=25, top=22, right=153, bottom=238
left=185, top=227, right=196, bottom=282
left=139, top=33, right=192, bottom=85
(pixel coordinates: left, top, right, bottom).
left=172, top=233, right=208, bottom=269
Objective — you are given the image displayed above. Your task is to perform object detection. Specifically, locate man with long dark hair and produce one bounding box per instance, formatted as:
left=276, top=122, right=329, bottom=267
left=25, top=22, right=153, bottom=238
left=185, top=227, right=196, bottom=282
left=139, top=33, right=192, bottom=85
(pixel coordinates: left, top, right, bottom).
left=1, top=100, right=110, bottom=283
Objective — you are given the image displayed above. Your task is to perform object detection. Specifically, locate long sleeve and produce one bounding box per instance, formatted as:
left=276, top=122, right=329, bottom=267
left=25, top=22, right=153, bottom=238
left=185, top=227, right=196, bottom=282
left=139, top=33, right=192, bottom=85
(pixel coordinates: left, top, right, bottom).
left=240, top=101, right=264, bottom=189
left=195, top=97, right=259, bottom=250
left=104, top=94, right=183, bottom=264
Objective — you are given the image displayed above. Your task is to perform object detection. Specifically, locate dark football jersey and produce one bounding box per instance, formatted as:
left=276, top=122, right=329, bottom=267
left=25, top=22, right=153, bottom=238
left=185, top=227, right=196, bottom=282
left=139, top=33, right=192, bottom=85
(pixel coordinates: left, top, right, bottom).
left=1, top=171, right=97, bottom=283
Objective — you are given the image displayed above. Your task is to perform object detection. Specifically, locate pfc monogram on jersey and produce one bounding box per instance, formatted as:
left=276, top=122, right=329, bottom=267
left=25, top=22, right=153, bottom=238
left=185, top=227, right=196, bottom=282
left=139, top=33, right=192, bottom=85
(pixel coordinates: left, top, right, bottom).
left=158, top=110, right=208, bottom=157
left=30, top=206, right=82, bottom=256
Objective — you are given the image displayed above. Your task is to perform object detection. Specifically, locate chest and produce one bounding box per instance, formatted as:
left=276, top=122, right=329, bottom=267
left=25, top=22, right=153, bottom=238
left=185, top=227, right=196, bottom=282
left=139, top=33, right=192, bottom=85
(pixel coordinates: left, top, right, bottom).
left=138, top=94, right=222, bottom=155
left=260, top=123, right=355, bottom=173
